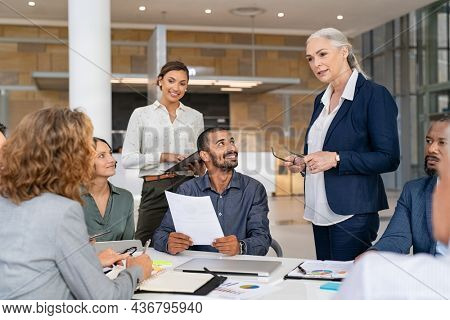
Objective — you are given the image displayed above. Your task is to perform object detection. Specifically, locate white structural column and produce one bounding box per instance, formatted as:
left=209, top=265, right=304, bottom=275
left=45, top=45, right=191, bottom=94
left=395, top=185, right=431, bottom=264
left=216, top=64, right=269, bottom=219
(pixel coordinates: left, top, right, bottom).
left=68, top=0, right=112, bottom=143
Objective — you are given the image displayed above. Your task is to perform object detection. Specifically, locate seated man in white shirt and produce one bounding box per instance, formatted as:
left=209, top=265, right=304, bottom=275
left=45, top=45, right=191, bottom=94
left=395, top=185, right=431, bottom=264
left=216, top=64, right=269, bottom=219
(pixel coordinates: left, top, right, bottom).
left=337, top=132, right=450, bottom=299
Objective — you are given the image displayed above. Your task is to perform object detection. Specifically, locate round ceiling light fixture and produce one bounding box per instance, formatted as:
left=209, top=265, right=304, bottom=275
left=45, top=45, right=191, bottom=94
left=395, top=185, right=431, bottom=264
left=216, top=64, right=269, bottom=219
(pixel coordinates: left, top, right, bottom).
left=230, top=7, right=266, bottom=17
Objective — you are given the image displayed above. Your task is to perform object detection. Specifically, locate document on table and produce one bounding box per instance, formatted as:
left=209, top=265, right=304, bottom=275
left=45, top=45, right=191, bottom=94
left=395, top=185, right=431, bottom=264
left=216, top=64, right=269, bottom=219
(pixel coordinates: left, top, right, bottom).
left=138, top=271, right=214, bottom=294
left=165, top=191, right=224, bottom=245
left=285, top=260, right=354, bottom=281
left=209, top=280, right=275, bottom=300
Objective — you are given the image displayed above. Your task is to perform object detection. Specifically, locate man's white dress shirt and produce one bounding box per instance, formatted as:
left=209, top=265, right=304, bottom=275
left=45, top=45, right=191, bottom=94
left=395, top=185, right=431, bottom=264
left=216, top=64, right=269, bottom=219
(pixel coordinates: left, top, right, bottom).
left=337, top=250, right=450, bottom=299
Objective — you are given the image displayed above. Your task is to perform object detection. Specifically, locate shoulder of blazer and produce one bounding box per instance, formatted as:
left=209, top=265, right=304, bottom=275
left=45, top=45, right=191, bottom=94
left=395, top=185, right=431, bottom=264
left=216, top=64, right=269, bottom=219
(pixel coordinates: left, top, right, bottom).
left=357, top=74, right=390, bottom=97
left=403, top=175, right=436, bottom=196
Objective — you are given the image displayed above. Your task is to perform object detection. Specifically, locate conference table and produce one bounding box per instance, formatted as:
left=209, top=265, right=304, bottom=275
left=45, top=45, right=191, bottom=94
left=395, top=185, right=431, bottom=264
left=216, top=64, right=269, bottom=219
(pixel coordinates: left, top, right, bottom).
left=133, top=248, right=336, bottom=300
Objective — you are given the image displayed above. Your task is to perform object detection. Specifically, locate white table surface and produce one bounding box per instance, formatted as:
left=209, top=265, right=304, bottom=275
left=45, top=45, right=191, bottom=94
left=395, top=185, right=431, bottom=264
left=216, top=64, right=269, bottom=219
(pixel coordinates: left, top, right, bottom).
left=133, top=248, right=336, bottom=300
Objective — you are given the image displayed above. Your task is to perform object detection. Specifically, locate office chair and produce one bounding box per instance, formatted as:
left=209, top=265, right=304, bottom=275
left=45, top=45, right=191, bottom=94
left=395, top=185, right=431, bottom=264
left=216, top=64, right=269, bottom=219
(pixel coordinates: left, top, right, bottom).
left=270, top=238, right=283, bottom=257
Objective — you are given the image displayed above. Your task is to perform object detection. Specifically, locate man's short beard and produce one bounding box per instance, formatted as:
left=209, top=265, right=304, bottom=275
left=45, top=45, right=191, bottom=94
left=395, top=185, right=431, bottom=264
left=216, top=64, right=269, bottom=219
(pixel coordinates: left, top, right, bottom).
left=424, top=157, right=437, bottom=176
left=211, top=152, right=238, bottom=170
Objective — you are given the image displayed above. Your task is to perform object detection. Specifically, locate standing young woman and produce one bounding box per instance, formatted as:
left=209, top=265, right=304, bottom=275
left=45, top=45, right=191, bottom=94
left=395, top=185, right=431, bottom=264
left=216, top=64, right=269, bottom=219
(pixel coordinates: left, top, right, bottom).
left=0, top=108, right=152, bottom=299
left=82, top=137, right=135, bottom=241
left=122, top=61, right=204, bottom=245
left=285, top=28, right=400, bottom=261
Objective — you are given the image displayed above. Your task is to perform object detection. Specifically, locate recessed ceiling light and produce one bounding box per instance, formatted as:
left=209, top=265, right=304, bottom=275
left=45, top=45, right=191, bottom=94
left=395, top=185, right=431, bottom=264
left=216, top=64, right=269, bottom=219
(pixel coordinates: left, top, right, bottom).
left=277, top=12, right=285, bottom=18
left=221, top=87, right=243, bottom=92
left=337, top=15, right=344, bottom=20
left=27, top=1, right=36, bottom=6
left=138, top=6, right=146, bottom=12
left=230, top=7, right=266, bottom=17
left=205, top=9, right=212, bottom=14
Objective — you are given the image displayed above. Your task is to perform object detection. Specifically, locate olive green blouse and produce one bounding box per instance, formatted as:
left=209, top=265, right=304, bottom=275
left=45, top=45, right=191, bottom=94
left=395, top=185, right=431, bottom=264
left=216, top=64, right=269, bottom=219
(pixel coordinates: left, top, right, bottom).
left=82, top=182, right=135, bottom=241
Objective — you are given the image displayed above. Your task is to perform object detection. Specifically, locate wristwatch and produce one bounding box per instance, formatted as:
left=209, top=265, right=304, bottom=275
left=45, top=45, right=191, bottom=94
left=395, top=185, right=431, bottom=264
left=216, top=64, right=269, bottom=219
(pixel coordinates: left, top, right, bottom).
left=239, top=240, right=247, bottom=255
left=335, top=152, right=340, bottom=167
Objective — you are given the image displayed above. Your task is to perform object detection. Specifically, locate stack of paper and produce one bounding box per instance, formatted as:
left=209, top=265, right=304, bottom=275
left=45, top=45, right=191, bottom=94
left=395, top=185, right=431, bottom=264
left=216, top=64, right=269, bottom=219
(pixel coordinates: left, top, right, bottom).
left=165, top=191, right=224, bottom=245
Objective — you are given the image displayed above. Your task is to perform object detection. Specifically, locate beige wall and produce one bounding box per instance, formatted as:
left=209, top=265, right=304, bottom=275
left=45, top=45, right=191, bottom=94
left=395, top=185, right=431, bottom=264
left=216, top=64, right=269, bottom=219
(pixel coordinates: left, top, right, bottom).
left=0, top=25, right=322, bottom=140
left=0, top=25, right=328, bottom=194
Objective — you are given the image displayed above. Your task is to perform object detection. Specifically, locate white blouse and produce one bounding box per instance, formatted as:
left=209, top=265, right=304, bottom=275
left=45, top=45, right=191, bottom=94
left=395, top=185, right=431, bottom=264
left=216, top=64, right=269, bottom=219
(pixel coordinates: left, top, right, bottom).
left=121, top=100, right=204, bottom=177
left=304, top=70, right=358, bottom=226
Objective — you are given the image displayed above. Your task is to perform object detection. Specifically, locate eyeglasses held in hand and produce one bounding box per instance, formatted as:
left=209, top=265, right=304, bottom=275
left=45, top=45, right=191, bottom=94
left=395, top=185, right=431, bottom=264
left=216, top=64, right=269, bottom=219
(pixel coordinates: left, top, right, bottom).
left=271, top=147, right=304, bottom=162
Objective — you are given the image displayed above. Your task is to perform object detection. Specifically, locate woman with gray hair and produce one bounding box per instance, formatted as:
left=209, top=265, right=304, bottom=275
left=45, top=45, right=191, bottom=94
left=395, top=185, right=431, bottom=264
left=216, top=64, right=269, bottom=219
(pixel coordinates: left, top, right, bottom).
left=285, top=28, right=400, bottom=261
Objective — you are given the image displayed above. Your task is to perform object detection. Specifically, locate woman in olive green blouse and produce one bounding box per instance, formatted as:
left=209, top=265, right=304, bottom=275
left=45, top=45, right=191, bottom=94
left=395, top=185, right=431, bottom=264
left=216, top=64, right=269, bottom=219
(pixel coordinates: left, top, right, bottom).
left=82, top=137, right=135, bottom=241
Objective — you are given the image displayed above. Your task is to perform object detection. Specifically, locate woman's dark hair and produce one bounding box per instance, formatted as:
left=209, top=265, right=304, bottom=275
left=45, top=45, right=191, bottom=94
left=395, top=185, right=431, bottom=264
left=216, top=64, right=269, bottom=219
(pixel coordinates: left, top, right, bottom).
left=93, top=137, right=112, bottom=151
left=157, top=61, right=189, bottom=83
left=0, top=122, right=6, bottom=136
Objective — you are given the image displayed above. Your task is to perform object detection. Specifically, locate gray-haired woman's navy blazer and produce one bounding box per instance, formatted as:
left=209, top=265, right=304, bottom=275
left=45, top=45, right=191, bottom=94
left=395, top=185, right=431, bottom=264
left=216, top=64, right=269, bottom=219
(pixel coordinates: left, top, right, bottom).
left=304, top=73, right=400, bottom=215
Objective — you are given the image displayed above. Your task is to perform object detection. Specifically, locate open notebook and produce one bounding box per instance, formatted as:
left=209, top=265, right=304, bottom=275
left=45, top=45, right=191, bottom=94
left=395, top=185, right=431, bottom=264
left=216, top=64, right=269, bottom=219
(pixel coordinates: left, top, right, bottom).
left=106, top=265, right=226, bottom=295
left=137, top=271, right=214, bottom=294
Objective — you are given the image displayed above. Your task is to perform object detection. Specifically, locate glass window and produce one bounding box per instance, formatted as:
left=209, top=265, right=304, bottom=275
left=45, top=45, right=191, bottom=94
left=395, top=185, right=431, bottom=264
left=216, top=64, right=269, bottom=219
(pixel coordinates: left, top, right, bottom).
left=373, top=26, right=386, bottom=55
left=437, top=11, right=448, bottom=48
left=409, top=12, right=417, bottom=47
left=437, top=92, right=450, bottom=113
left=410, top=48, right=417, bottom=92
left=395, top=50, right=401, bottom=94
left=373, top=55, right=385, bottom=83
left=409, top=95, right=418, bottom=166
left=394, top=19, right=401, bottom=48
left=438, top=49, right=448, bottom=82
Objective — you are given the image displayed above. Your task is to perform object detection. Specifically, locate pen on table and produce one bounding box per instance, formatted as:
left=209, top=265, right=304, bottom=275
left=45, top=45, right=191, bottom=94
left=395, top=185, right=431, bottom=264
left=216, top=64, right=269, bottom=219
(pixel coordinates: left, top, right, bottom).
left=143, top=239, right=151, bottom=255
left=297, top=262, right=307, bottom=274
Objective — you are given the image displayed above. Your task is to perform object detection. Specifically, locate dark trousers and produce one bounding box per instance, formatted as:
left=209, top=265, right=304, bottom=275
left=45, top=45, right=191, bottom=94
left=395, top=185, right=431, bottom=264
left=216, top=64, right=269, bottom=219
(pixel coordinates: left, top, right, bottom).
left=312, top=213, right=380, bottom=261
left=135, top=175, right=192, bottom=245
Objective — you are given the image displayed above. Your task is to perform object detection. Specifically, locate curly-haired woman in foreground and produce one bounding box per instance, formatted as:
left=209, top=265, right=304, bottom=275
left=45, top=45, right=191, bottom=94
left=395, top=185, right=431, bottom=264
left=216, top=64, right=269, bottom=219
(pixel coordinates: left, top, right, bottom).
left=0, top=107, right=152, bottom=300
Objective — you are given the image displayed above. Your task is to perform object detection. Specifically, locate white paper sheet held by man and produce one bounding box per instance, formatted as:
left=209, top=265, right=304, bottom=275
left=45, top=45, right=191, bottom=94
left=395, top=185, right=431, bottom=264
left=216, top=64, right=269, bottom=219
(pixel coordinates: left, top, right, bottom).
left=165, top=191, right=224, bottom=245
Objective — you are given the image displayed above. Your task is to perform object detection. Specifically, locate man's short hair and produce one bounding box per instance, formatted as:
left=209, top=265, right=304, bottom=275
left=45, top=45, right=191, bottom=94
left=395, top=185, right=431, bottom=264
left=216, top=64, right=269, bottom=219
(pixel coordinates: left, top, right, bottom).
left=0, top=122, right=6, bottom=136
left=197, top=127, right=228, bottom=152
left=435, top=114, right=450, bottom=123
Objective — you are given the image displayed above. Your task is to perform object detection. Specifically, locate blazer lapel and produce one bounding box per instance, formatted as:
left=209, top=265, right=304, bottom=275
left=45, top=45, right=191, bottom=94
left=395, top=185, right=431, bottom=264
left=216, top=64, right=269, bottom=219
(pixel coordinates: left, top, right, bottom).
left=425, top=176, right=437, bottom=241
left=323, top=74, right=366, bottom=146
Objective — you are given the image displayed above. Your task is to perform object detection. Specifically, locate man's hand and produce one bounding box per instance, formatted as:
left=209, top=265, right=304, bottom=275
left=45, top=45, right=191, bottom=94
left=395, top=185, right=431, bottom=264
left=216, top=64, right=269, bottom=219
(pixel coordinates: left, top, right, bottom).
left=284, top=155, right=306, bottom=173
left=212, top=235, right=240, bottom=256
left=304, top=151, right=337, bottom=174
left=126, top=254, right=153, bottom=281
left=97, top=248, right=129, bottom=267
left=187, top=160, right=206, bottom=176
left=167, top=232, right=193, bottom=255
left=161, top=153, right=186, bottom=163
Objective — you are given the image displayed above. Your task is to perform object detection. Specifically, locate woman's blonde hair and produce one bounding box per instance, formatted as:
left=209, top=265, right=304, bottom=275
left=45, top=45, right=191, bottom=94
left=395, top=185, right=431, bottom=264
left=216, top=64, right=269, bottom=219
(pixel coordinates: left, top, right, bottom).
left=307, top=27, right=368, bottom=79
left=0, top=107, right=95, bottom=204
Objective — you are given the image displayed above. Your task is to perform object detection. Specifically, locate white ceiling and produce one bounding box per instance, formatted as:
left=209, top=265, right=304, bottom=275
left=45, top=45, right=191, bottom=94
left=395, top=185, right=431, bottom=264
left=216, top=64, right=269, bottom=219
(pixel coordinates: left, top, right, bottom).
left=0, top=0, right=438, bottom=36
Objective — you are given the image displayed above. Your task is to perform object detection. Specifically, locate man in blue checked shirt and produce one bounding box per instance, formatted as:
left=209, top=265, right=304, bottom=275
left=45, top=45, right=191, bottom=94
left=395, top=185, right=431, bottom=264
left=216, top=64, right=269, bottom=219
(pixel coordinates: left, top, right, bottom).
left=153, top=127, right=271, bottom=256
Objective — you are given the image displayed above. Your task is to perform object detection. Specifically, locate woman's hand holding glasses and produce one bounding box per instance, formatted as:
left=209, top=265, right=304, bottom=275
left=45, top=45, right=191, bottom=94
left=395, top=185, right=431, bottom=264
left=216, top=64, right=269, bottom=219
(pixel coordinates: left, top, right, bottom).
left=283, top=155, right=306, bottom=173
left=271, top=147, right=306, bottom=173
